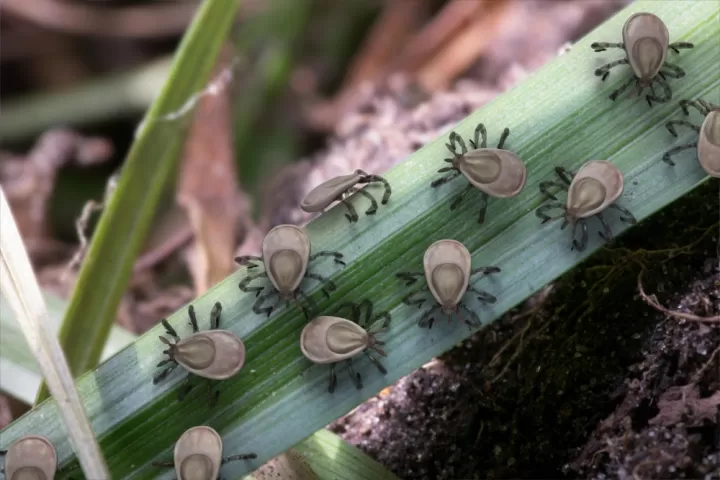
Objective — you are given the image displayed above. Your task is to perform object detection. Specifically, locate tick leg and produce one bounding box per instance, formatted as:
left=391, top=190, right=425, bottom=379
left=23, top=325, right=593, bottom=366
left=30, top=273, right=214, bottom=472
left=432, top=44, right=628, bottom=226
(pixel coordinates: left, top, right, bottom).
left=595, top=58, right=629, bottom=81
left=304, top=272, right=337, bottom=299
left=296, top=288, right=318, bottom=320
left=608, top=75, right=637, bottom=101
left=207, top=380, right=219, bottom=407
left=346, top=359, right=363, bottom=389
left=458, top=302, right=481, bottom=328
left=470, top=123, right=487, bottom=149
left=223, top=452, right=258, bottom=463
left=571, top=219, right=588, bottom=252
left=662, top=143, right=697, bottom=166
left=309, top=250, right=346, bottom=266
left=477, top=192, right=489, bottom=224
left=177, top=376, right=194, bottom=401
left=370, top=311, right=392, bottom=331
left=535, top=202, right=566, bottom=223
left=668, top=41, right=693, bottom=54
left=590, top=41, right=624, bottom=52
left=554, top=167, right=575, bottom=185
left=496, top=127, right=510, bottom=149
left=354, top=188, right=379, bottom=215
left=396, top=271, right=424, bottom=285
left=469, top=286, right=497, bottom=304
left=659, top=62, right=685, bottom=78
left=646, top=77, right=672, bottom=107
left=608, top=204, right=637, bottom=224
left=431, top=170, right=462, bottom=188
left=666, top=120, right=701, bottom=137
left=210, top=302, right=222, bottom=329
left=402, top=288, right=429, bottom=307
left=239, top=272, right=268, bottom=294
left=253, top=290, right=279, bottom=317
left=357, top=172, right=392, bottom=204
left=595, top=212, right=614, bottom=242
left=188, top=305, right=199, bottom=332
left=471, top=265, right=500, bottom=277
left=539, top=180, right=567, bottom=200
left=161, top=319, right=180, bottom=341
left=679, top=99, right=711, bottom=117
left=450, top=183, right=474, bottom=210
left=328, top=364, right=337, bottom=393
left=365, top=351, right=387, bottom=374
left=449, top=131, right=468, bottom=155
left=153, top=362, right=177, bottom=384
left=418, top=304, right=441, bottom=329
left=340, top=197, right=359, bottom=222
left=234, top=255, right=263, bottom=268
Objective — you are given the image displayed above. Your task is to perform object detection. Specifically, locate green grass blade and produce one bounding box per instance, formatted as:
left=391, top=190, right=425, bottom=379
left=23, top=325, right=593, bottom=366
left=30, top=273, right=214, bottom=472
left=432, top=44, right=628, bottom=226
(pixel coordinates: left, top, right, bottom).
left=2, top=1, right=717, bottom=478
left=35, top=0, right=241, bottom=403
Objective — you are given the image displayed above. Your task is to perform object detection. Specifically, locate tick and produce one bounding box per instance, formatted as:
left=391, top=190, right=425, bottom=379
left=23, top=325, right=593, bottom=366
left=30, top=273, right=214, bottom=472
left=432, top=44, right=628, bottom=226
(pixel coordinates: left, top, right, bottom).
left=396, top=239, right=500, bottom=329
left=235, top=224, right=345, bottom=319
left=152, top=426, right=256, bottom=480
left=153, top=302, right=246, bottom=407
left=301, top=170, right=392, bottom=222
left=536, top=160, right=637, bottom=251
left=664, top=99, right=720, bottom=178
left=0, top=435, right=57, bottom=480
left=592, top=12, right=693, bottom=106
left=300, top=299, right=390, bottom=393
left=431, top=123, right=527, bottom=223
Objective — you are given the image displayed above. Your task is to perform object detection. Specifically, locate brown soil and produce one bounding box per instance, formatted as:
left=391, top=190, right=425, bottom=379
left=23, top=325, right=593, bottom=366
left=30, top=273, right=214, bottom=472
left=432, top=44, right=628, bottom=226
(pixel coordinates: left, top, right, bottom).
left=330, top=180, right=719, bottom=479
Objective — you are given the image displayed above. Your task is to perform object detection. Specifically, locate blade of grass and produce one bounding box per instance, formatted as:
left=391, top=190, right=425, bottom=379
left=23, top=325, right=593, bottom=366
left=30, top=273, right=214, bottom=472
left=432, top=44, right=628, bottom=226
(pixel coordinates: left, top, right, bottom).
left=35, top=0, right=242, bottom=403
left=0, top=291, right=137, bottom=404
left=1, top=1, right=717, bottom=478
left=0, top=189, right=109, bottom=477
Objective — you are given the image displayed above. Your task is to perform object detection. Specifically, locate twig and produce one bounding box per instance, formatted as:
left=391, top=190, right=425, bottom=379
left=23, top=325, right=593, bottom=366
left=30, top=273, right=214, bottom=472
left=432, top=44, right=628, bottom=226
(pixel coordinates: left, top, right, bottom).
left=637, top=270, right=720, bottom=323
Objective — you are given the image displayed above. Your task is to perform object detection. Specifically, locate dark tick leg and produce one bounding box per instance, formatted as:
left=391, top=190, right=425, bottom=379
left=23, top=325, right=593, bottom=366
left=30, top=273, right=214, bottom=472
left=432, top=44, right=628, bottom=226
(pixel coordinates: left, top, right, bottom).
left=161, top=319, right=180, bottom=340
left=177, top=376, right=194, bottom=401
left=234, top=255, right=263, bottom=268
left=304, top=271, right=337, bottom=295
left=535, top=202, right=566, bottom=223
left=353, top=188, right=379, bottom=215
left=402, top=288, right=429, bottom=307
left=188, top=305, right=199, bottom=332
left=396, top=271, right=424, bottom=285
left=252, top=290, right=279, bottom=317
left=450, top=183, right=474, bottom=210
left=539, top=180, right=568, bottom=200
left=608, top=75, right=637, bottom=101
left=431, top=170, right=462, bottom=188
left=662, top=143, right=697, bottom=166
left=210, top=302, right=222, bottom=329
left=608, top=204, right=637, bottom=224
left=646, top=77, right=672, bottom=107
left=309, top=250, right=346, bottom=266
left=554, top=167, right=575, bottom=185
left=476, top=192, right=489, bottom=224
left=365, top=351, right=387, bottom=374
left=223, top=453, right=258, bottom=463
left=418, top=304, right=441, bottom=329
left=469, top=286, right=497, bottom=304
left=153, top=363, right=177, bottom=384
left=595, top=58, right=629, bottom=80
left=340, top=197, right=359, bottom=222
left=496, top=127, right=510, bottom=149
left=458, top=302, right=481, bottom=328
left=296, top=288, right=318, bottom=320
left=328, top=364, right=337, bottom=393
left=347, top=359, right=363, bottom=389
left=207, top=380, right=219, bottom=407
left=668, top=41, right=693, bottom=54
left=665, top=120, right=701, bottom=137
left=470, top=123, right=487, bottom=149
left=571, top=219, right=588, bottom=252
left=239, top=272, right=268, bottom=294
left=595, top=212, right=614, bottom=242
left=590, top=41, right=624, bottom=52
left=679, top=99, right=712, bottom=117
left=449, top=131, right=468, bottom=155
left=357, top=171, right=392, bottom=204
left=371, top=311, right=392, bottom=331
left=659, top=62, right=685, bottom=78
left=471, top=265, right=501, bottom=277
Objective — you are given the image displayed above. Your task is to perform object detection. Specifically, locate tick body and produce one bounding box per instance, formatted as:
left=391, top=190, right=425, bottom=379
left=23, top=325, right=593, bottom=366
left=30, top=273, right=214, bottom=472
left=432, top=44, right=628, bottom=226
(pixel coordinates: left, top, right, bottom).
left=592, top=12, right=693, bottom=106
left=235, top=225, right=345, bottom=319
left=664, top=99, right=720, bottom=178
left=301, top=170, right=391, bottom=222
left=152, top=426, right=256, bottom=480
left=300, top=300, right=390, bottom=393
left=432, top=123, right=527, bottom=224
left=153, top=302, right=245, bottom=406
left=0, top=435, right=57, bottom=480
left=396, top=239, right=500, bottom=329
left=536, top=160, right=637, bottom=251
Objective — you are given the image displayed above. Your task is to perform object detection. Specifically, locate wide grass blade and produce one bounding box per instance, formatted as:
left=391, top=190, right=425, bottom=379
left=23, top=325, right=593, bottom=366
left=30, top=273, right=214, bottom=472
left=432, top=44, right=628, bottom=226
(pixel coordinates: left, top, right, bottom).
left=0, top=189, right=109, bottom=477
left=35, top=0, right=242, bottom=402
left=1, top=1, right=717, bottom=478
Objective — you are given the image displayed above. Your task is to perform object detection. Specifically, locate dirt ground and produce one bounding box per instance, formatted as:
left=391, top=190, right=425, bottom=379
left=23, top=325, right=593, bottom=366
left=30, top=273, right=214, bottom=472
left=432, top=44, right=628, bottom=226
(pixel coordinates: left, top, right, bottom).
left=330, top=180, right=720, bottom=479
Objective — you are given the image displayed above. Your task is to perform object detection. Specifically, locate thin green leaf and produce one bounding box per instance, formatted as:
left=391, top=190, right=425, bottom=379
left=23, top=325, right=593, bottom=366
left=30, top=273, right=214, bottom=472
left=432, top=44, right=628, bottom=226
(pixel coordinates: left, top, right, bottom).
left=0, top=189, right=108, bottom=477
left=35, top=0, right=242, bottom=402
left=2, top=1, right=718, bottom=479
